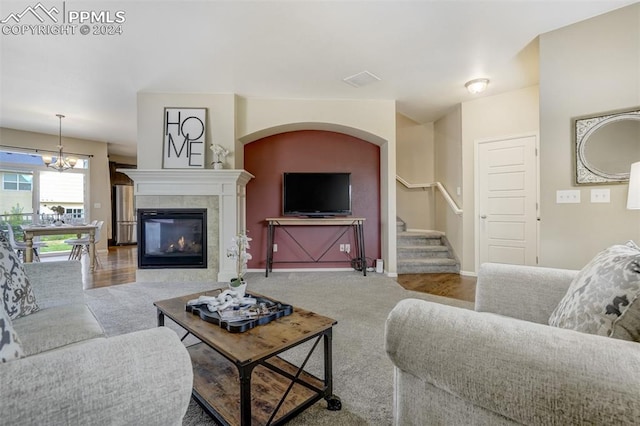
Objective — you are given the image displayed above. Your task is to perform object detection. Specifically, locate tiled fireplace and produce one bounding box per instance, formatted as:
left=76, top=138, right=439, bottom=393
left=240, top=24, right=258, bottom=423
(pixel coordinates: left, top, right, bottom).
left=119, top=169, right=254, bottom=282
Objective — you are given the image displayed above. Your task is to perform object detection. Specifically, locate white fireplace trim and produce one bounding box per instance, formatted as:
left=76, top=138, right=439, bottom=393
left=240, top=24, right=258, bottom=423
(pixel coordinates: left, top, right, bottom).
left=118, top=169, right=254, bottom=281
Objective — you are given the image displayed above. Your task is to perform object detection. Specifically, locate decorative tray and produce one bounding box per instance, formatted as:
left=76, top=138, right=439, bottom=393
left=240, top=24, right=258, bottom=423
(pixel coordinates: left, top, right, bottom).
left=185, top=293, right=293, bottom=333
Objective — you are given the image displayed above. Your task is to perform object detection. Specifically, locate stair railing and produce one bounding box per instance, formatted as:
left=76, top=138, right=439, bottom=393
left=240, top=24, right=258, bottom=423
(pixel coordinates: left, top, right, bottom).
left=396, top=176, right=462, bottom=215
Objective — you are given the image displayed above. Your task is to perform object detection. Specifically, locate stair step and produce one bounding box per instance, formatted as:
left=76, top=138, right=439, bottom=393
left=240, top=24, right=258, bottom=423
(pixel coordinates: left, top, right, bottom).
left=395, top=224, right=459, bottom=273
left=398, top=230, right=444, bottom=238
left=398, top=245, right=450, bottom=258
left=397, top=231, right=444, bottom=246
left=397, top=257, right=460, bottom=274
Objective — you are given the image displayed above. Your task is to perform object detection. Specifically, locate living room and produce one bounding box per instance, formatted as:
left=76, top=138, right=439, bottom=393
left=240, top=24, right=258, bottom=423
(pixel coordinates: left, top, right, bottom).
left=2, top=1, right=639, bottom=424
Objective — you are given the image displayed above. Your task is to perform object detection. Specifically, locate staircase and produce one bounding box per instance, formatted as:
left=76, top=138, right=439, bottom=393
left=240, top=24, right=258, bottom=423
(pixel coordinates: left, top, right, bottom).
left=396, top=218, right=460, bottom=274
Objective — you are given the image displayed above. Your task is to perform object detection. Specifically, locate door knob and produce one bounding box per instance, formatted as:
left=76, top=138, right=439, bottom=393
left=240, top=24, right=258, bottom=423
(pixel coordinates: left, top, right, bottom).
left=480, top=215, right=487, bottom=219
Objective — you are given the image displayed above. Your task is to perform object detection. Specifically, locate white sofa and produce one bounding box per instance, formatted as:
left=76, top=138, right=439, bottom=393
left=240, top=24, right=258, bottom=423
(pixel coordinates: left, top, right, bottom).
left=385, top=263, right=640, bottom=425
left=1, top=260, right=193, bottom=425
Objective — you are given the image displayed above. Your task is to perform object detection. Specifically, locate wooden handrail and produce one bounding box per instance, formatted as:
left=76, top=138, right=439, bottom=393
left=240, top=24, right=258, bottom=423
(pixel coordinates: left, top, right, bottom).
left=396, top=176, right=462, bottom=215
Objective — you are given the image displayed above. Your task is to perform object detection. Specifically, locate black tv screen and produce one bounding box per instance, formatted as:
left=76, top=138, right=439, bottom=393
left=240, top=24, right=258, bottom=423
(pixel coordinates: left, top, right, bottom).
left=283, top=172, right=352, bottom=217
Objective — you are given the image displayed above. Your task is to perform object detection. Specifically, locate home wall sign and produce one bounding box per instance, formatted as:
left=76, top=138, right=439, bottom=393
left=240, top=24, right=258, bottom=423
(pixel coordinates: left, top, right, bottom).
left=163, top=107, right=206, bottom=169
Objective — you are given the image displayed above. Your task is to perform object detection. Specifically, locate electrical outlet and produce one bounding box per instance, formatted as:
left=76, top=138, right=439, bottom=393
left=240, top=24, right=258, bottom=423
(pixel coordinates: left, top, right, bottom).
left=590, top=188, right=610, bottom=203
left=339, top=244, right=345, bottom=252
left=345, top=244, right=351, bottom=253
left=273, top=244, right=278, bottom=252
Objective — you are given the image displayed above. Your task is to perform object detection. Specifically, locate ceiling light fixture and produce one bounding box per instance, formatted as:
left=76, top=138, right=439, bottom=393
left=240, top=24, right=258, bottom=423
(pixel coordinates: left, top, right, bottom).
left=465, top=78, right=490, bottom=94
left=42, top=114, right=77, bottom=172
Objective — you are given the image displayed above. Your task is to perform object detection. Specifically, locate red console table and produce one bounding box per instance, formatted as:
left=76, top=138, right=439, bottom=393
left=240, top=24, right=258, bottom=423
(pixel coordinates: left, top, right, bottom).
left=265, top=217, right=367, bottom=277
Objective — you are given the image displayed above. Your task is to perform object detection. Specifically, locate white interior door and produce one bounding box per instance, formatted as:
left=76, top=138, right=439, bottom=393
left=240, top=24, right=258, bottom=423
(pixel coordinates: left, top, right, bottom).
left=477, top=136, right=538, bottom=267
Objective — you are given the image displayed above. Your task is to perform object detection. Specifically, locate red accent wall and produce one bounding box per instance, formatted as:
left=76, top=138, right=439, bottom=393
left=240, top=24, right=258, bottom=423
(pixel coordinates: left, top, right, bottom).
left=244, top=130, right=381, bottom=271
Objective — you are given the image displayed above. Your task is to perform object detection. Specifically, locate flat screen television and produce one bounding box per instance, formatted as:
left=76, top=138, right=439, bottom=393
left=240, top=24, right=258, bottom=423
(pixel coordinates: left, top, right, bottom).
left=283, top=172, right=352, bottom=217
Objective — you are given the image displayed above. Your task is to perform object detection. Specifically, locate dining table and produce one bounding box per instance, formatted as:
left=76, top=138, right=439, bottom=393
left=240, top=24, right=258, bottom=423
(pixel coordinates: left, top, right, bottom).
left=20, top=223, right=99, bottom=272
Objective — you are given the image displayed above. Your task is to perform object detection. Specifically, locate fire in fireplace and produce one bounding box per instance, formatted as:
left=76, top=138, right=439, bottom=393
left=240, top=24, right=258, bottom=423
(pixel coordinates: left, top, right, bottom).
left=137, top=208, right=207, bottom=269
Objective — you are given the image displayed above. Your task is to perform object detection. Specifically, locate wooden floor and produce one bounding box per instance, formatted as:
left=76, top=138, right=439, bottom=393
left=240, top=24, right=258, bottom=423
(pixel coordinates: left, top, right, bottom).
left=396, top=273, right=477, bottom=303
left=43, top=245, right=476, bottom=301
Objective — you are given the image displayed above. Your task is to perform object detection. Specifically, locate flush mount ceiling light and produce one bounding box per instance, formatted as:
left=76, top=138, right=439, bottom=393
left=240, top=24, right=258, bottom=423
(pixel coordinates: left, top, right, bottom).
left=465, top=78, right=490, bottom=94
left=42, top=114, right=77, bottom=172
left=343, top=70, right=381, bottom=88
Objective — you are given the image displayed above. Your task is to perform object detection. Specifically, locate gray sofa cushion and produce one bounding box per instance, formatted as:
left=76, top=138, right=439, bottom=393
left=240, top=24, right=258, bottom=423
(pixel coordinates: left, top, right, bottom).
left=0, top=307, right=23, bottom=363
left=0, top=233, right=39, bottom=320
left=549, top=241, right=640, bottom=342
left=13, top=304, right=105, bottom=356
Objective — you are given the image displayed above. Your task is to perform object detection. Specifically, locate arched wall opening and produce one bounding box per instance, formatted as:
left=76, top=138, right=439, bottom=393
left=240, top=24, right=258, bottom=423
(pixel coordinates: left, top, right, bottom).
left=244, top=129, right=381, bottom=272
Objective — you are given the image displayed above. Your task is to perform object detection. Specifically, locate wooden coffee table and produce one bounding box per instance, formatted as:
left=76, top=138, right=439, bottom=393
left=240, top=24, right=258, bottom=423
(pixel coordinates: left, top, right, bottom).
left=154, top=289, right=341, bottom=425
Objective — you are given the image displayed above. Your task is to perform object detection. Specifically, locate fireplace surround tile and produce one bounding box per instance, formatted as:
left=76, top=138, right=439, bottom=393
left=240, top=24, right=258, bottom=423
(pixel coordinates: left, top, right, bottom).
left=119, top=169, right=253, bottom=282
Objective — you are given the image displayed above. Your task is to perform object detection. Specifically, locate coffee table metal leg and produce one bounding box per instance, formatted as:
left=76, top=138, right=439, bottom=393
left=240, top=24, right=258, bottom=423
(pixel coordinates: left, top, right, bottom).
left=239, top=364, right=253, bottom=425
left=323, top=328, right=342, bottom=410
left=157, top=309, right=164, bottom=327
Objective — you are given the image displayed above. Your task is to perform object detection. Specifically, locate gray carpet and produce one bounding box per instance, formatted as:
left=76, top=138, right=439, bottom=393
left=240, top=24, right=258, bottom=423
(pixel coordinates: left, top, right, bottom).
left=85, top=271, right=473, bottom=425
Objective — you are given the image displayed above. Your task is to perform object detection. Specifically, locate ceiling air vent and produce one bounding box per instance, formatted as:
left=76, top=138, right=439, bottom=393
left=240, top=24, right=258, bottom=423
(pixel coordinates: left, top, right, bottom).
left=343, top=70, right=381, bottom=88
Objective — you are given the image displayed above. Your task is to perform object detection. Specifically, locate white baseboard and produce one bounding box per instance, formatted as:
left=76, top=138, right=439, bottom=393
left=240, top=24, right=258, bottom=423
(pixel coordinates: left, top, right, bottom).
left=248, top=267, right=358, bottom=274
left=248, top=267, right=395, bottom=277
left=460, top=270, right=477, bottom=277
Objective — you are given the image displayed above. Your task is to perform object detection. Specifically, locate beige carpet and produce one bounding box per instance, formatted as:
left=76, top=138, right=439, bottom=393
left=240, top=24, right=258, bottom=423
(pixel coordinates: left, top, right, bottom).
left=85, top=271, right=473, bottom=425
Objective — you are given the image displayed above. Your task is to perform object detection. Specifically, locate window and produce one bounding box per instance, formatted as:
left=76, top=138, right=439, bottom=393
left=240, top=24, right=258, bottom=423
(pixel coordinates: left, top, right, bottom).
left=66, top=208, right=84, bottom=220
left=2, top=173, right=33, bottom=191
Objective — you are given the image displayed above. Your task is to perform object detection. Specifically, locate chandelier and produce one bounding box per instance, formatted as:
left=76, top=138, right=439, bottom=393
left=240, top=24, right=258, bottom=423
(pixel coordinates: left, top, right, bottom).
left=42, top=114, right=77, bottom=172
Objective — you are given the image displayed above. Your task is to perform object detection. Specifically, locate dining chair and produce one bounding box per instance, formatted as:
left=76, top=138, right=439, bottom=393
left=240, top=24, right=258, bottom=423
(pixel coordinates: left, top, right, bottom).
left=2, top=223, right=47, bottom=262
left=64, top=220, right=103, bottom=268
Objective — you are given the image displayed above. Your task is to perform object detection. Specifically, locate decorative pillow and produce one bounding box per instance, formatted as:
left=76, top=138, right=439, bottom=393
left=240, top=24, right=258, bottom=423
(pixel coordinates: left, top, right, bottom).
left=0, top=305, right=24, bottom=362
left=549, top=241, right=640, bottom=342
left=0, top=232, right=39, bottom=320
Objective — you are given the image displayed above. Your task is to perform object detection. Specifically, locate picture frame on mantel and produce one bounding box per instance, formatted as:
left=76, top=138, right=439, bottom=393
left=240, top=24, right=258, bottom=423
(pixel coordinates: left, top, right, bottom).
left=163, top=107, right=207, bottom=169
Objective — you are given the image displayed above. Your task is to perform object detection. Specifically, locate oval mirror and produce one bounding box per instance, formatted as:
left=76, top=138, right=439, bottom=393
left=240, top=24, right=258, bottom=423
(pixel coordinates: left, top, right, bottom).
left=575, top=109, right=640, bottom=184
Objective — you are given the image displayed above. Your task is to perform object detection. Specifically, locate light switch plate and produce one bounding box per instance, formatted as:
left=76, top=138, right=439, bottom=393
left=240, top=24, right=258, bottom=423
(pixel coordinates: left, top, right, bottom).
left=556, top=190, right=581, bottom=204
left=590, top=188, right=610, bottom=203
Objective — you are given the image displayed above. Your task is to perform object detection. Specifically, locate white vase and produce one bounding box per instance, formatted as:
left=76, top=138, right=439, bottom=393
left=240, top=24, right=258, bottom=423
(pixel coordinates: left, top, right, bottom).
left=213, top=162, right=223, bottom=170
left=229, top=281, right=247, bottom=297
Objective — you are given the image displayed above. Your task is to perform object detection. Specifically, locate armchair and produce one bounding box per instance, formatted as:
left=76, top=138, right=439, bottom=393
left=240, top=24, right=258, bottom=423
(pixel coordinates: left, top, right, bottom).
left=385, top=263, right=640, bottom=425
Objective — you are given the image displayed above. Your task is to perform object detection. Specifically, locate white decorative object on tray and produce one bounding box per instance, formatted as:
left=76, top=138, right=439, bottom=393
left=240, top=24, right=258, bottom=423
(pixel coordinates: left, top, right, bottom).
left=186, top=290, right=257, bottom=314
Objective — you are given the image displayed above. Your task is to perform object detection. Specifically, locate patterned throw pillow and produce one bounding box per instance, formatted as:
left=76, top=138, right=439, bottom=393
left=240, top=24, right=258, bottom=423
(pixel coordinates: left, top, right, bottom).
left=549, top=241, right=640, bottom=342
left=0, top=232, right=39, bottom=320
left=0, top=305, right=24, bottom=362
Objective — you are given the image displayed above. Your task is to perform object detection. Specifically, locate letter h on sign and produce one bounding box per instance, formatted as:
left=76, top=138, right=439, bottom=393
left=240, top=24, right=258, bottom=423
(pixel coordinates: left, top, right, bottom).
left=162, top=107, right=206, bottom=169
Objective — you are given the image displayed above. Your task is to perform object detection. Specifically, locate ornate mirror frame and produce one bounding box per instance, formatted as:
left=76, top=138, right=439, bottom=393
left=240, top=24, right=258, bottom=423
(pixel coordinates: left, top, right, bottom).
left=574, top=107, right=640, bottom=185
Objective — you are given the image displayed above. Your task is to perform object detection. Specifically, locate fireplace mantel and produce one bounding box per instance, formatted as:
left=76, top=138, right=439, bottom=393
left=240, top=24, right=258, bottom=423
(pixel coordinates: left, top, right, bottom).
left=118, top=169, right=254, bottom=282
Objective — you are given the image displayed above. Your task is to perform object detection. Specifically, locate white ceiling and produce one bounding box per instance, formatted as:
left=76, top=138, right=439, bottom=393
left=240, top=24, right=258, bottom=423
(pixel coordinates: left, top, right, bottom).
left=1, top=0, right=637, bottom=158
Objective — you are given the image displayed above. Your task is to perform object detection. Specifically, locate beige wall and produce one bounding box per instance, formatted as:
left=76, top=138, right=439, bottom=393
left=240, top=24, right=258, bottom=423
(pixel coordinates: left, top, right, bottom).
left=434, top=105, right=463, bottom=263
left=136, top=93, right=237, bottom=169
left=539, top=4, right=640, bottom=269
left=461, top=86, right=540, bottom=273
left=0, top=127, right=111, bottom=250
left=396, top=113, right=434, bottom=231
